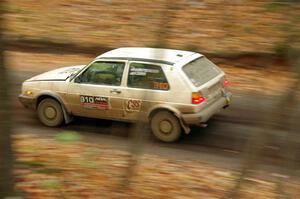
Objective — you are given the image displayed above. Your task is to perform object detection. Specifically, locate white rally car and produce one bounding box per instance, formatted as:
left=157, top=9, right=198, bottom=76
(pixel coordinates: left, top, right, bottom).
left=19, top=47, right=231, bottom=142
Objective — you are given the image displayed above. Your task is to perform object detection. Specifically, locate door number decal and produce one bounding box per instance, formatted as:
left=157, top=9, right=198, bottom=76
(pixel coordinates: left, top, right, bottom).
left=80, top=95, right=110, bottom=110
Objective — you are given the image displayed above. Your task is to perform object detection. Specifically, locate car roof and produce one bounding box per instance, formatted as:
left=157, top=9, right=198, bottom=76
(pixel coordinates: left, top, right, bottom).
left=96, top=47, right=201, bottom=65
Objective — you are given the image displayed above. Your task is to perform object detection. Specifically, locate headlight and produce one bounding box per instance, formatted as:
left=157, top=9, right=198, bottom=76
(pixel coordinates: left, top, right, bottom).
left=25, top=90, right=33, bottom=95
left=22, top=82, right=34, bottom=96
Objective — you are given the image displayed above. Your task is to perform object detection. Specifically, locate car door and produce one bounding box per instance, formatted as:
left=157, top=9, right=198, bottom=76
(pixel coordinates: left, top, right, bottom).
left=122, top=61, right=170, bottom=121
left=66, top=60, right=127, bottom=120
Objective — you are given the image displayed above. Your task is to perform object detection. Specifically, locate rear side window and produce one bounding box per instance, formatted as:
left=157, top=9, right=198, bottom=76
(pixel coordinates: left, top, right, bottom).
left=127, top=63, right=169, bottom=90
left=182, top=57, right=221, bottom=87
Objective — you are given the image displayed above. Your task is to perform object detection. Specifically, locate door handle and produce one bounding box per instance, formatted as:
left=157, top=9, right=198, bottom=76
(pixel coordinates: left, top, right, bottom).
left=110, top=89, right=121, bottom=94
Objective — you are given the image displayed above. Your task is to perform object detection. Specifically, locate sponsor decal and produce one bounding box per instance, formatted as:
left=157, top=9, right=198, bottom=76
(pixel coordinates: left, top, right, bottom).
left=130, top=68, right=159, bottom=73
left=126, top=99, right=142, bottom=112
left=80, top=95, right=110, bottom=110
left=129, top=71, right=146, bottom=76
left=129, top=67, right=160, bottom=76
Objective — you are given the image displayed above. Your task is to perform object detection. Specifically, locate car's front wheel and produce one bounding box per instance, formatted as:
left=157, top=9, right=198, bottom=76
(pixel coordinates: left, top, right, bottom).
left=150, top=111, right=182, bottom=142
left=37, top=98, right=64, bottom=127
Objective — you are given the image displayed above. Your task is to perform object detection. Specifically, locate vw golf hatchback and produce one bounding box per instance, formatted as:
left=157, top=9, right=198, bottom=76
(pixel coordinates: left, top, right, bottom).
left=19, top=47, right=232, bottom=142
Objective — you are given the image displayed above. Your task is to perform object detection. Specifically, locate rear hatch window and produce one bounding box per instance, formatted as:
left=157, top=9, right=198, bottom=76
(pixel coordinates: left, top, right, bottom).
left=182, top=57, right=221, bottom=87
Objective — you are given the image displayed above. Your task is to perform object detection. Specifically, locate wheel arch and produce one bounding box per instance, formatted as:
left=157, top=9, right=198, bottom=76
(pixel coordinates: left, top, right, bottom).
left=148, top=105, right=181, bottom=120
left=36, top=92, right=63, bottom=108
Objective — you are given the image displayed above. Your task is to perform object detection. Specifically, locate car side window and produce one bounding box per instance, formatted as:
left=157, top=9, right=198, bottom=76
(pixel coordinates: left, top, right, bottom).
left=77, top=61, right=125, bottom=86
left=127, top=63, right=169, bottom=90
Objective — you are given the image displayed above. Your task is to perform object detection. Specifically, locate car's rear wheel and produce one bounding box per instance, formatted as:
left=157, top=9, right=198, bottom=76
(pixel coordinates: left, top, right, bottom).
left=37, top=98, right=64, bottom=127
left=150, top=111, right=182, bottom=142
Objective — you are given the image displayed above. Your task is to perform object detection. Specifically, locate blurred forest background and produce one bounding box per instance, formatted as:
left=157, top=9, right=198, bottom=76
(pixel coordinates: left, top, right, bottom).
left=2, top=0, right=300, bottom=55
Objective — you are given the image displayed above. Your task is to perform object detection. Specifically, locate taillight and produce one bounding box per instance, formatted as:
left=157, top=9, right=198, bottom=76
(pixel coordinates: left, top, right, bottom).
left=192, top=92, right=205, bottom=104
left=223, top=79, right=229, bottom=87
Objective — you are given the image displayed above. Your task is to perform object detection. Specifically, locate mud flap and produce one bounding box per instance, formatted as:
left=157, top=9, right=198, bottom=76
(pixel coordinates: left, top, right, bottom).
left=61, top=105, right=73, bottom=124
left=178, top=115, right=191, bottom=134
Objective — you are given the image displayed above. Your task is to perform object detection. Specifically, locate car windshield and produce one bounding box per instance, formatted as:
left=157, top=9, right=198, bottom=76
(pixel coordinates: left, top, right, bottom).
left=182, top=57, right=221, bottom=87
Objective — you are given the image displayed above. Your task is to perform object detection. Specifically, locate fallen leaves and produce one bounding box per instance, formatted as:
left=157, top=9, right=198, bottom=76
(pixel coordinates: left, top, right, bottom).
left=13, top=134, right=300, bottom=198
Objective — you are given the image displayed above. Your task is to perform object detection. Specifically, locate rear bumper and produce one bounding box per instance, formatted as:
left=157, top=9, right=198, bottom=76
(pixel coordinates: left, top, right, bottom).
left=181, top=93, right=232, bottom=125
left=18, top=94, right=35, bottom=110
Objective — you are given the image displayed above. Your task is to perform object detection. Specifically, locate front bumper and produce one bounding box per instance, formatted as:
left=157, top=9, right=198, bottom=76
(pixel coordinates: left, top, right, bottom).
left=18, top=94, right=35, bottom=110
left=181, top=93, right=232, bottom=125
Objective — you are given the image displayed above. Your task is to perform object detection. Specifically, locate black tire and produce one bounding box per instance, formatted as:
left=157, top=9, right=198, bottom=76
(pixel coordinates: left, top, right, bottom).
left=37, top=98, right=64, bottom=127
left=150, top=111, right=182, bottom=142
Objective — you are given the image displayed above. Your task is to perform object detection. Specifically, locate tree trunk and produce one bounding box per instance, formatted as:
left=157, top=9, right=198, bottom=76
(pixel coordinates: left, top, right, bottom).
left=120, top=0, right=177, bottom=190
left=0, top=0, right=15, bottom=197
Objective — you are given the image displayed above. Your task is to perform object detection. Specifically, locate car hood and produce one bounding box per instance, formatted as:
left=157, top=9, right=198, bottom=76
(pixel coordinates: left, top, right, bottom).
left=26, top=65, right=86, bottom=82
